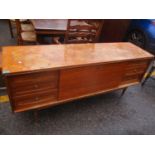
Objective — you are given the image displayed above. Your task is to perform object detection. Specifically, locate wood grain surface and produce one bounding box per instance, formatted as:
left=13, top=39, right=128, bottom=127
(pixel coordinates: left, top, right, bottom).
left=59, top=62, right=126, bottom=99
left=2, top=43, right=153, bottom=74
left=31, top=19, right=68, bottom=31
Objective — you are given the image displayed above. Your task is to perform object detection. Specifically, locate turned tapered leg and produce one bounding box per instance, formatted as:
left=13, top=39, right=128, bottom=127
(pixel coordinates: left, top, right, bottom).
left=121, top=87, right=128, bottom=96
left=142, top=66, right=154, bottom=86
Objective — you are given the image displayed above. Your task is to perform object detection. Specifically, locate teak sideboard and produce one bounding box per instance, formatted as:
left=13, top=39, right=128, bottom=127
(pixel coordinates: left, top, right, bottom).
left=2, top=43, right=154, bottom=113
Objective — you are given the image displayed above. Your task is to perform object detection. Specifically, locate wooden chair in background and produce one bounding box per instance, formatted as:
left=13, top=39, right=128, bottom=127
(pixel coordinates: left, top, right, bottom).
left=53, top=19, right=104, bottom=44
left=64, top=19, right=104, bottom=44
left=8, top=19, right=33, bottom=38
left=15, top=19, right=37, bottom=45
left=8, top=20, right=14, bottom=38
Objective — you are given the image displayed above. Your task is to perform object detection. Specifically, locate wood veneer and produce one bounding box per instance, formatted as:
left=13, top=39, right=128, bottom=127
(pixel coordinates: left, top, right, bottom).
left=2, top=43, right=154, bottom=112
left=59, top=62, right=126, bottom=100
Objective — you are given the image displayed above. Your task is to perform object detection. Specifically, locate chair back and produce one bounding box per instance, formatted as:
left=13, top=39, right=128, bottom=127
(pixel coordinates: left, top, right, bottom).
left=15, top=19, right=23, bottom=44
left=64, top=19, right=104, bottom=44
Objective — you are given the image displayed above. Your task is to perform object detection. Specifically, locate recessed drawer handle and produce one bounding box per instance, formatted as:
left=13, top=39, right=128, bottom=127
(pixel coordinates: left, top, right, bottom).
left=34, top=84, right=39, bottom=88
left=35, top=97, right=39, bottom=101
left=134, top=69, right=137, bottom=72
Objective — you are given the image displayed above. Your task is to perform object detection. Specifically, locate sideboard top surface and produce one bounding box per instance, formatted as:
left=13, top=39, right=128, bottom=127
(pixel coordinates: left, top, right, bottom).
left=2, top=42, right=154, bottom=74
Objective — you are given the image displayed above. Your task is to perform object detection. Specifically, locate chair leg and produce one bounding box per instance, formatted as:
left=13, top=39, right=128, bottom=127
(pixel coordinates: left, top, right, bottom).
left=17, top=38, right=23, bottom=45
left=37, top=34, right=44, bottom=44
left=8, top=20, right=14, bottom=38
left=142, top=66, right=154, bottom=86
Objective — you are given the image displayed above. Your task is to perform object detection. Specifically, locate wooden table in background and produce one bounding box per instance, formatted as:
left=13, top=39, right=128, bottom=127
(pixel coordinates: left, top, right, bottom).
left=31, top=19, right=68, bottom=35
left=30, top=19, right=67, bottom=43
left=30, top=19, right=92, bottom=43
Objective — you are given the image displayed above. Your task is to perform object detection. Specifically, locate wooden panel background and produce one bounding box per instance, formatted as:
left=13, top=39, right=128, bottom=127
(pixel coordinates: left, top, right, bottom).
left=100, top=19, right=131, bottom=42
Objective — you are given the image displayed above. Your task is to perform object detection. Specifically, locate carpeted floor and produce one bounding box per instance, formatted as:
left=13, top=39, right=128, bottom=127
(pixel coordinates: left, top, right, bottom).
left=0, top=19, right=155, bottom=135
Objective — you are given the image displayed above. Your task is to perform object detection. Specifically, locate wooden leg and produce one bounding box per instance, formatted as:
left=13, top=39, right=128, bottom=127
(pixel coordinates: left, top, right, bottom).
left=8, top=20, right=14, bottom=38
left=121, top=87, right=127, bottom=96
left=17, top=38, right=23, bottom=45
left=116, top=87, right=128, bottom=104
left=142, top=66, right=154, bottom=86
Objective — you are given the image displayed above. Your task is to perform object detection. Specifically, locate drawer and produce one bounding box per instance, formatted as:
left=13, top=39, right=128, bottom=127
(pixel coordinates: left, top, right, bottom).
left=125, top=66, right=147, bottom=76
left=123, top=74, right=141, bottom=81
left=127, top=60, right=149, bottom=69
left=121, top=74, right=142, bottom=85
left=9, top=71, right=59, bottom=87
left=12, top=81, right=58, bottom=96
left=13, top=89, right=58, bottom=107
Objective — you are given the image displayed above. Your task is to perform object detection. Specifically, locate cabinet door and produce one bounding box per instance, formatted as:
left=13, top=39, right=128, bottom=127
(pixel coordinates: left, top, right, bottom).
left=59, top=62, right=126, bottom=100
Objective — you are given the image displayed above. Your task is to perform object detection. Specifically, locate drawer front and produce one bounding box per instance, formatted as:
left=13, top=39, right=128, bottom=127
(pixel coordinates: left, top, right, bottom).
left=9, top=71, right=59, bottom=87
left=125, top=66, right=148, bottom=76
left=12, top=81, right=58, bottom=96
left=7, top=70, right=59, bottom=111
left=121, top=74, right=142, bottom=85
left=121, top=59, right=150, bottom=85
left=8, top=70, right=59, bottom=96
left=127, top=60, right=149, bottom=68
left=13, top=89, right=58, bottom=108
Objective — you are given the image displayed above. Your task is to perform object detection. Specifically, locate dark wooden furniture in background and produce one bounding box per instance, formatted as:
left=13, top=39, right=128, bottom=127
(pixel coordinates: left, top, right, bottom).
left=31, top=19, right=68, bottom=35
left=30, top=19, right=68, bottom=44
left=15, top=19, right=37, bottom=45
left=31, top=19, right=104, bottom=44
left=2, top=43, right=153, bottom=113
left=8, top=19, right=33, bottom=39
left=100, top=19, right=131, bottom=42
left=64, top=19, right=104, bottom=44
left=8, top=19, right=131, bottom=44
left=31, top=19, right=131, bottom=44
left=8, top=20, right=14, bottom=38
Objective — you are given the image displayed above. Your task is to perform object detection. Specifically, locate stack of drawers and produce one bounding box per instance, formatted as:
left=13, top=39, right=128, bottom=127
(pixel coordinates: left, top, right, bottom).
left=121, top=60, right=150, bottom=85
left=7, top=71, right=59, bottom=111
